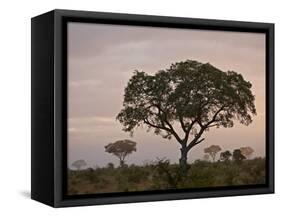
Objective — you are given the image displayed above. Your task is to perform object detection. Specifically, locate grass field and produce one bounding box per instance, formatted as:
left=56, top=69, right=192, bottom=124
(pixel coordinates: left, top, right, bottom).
left=68, top=157, right=266, bottom=195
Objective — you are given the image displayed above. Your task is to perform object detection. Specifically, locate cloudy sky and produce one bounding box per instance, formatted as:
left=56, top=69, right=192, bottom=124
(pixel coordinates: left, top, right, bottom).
left=67, top=22, right=266, bottom=168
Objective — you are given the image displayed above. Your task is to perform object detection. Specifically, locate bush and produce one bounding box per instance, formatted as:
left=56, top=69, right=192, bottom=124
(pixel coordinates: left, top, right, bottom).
left=67, top=158, right=266, bottom=195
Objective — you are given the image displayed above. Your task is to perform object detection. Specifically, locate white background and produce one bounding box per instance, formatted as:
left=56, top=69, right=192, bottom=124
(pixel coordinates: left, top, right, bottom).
left=0, top=0, right=279, bottom=216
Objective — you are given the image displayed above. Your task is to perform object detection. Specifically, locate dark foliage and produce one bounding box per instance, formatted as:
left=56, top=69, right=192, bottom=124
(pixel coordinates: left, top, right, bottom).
left=233, top=149, right=246, bottom=162
left=117, top=60, right=256, bottom=169
left=105, top=140, right=137, bottom=166
left=220, top=150, right=232, bottom=161
left=68, top=158, right=265, bottom=195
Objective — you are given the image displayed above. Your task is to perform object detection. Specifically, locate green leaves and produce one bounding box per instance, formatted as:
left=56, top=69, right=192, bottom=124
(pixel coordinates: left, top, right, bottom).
left=117, top=59, right=256, bottom=145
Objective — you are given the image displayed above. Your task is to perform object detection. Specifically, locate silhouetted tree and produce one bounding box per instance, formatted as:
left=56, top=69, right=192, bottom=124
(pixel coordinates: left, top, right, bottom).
left=232, top=149, right=246, bottom=162
left=204, top=145, right=222, bottom=162
left=240, top=146, right=254, bottom=159
left=72, top=160, right=87, bottom=171
left=107, top=162, right=115, bottom=169
left=220, top=150, right=232, bottom=161
left=105, top=140, right=137, bottom=167
left=117, top=60, right=256, bottom=171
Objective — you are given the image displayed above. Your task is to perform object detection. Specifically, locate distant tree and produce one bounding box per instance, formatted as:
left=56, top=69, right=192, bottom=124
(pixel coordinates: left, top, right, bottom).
left=240, top=146, right=254, bottom=159
left=86, top=167, right=94, bottom=172
left=105, top=140, right=137, bottom=167
left=117, top=60, right=256, bottom=171
left=72, top=160, right=87, bottom=171
left=204, top=145, right=222, bottom=162
left=232, top=149, right=246, bottom=162
left=203, top=154, right=210, bottom=162
left=220, top=150, right=232, bottom=161
left=194, top=159, right=202, bottom=164
left=107, top=162, right=115, bottom=169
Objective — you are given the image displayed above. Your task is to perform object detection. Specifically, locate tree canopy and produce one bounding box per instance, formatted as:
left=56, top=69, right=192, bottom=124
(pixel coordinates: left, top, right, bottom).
left=233, top=149, right=246, bottom=162
left=105, top=140, right=137, bottom=166
left=72, top=160, right=87, bottom=171
left=117, top=60, right=256, bottom=169
left=220, top=150, right=232, bottom=161
left=240, top=146, right=254, bottom=159
left=204, top=145, right=222, bottom=162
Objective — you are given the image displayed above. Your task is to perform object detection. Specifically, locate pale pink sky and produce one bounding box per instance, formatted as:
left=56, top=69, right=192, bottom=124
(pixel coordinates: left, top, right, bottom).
left=67, top=22, right=266, bottom=168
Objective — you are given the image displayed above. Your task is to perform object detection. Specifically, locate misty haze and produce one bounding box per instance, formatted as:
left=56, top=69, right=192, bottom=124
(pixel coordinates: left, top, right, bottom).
left=67, top=22, right=266, bottom=195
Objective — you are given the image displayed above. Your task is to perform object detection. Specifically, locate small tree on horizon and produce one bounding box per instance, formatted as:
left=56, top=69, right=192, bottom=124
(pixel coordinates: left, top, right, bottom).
left=105, top=140, right=137, bottom=167
left=106, top=162, right=115, bottom=169
left=72, top=160, right=87, bottom=171
left=117, top=60, right=256, bottom=171
left=220, top=150, right=232, bottom=161
left=233, top=149, right=246, bottom=162
left=204, top=145, right=222, bottom=162
left=240, top=146, right=254, bottom=159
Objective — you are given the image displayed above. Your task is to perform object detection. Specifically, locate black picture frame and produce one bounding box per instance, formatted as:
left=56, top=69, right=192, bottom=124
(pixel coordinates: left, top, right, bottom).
left=31, top=9, right=274, bottom=207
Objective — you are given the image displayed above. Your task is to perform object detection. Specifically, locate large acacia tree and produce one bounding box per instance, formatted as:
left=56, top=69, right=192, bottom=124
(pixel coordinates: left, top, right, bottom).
left=117, top=60, right=256, bottom=170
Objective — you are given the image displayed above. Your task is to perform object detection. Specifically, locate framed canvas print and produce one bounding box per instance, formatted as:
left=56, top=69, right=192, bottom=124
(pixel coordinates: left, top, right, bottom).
left=31, top=9, right=274, bottom=207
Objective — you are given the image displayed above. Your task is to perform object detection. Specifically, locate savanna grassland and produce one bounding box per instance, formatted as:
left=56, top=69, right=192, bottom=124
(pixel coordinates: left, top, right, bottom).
left=68, top=157, right=266, bottom=195
left=67, top=60, right=266, bottom=195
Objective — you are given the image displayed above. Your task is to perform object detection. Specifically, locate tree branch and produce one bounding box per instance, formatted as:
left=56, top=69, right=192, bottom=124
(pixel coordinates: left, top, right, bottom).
left=187, top=126, right=206, bottom=151
left=179, top=115, right=187, bottom=133
left=206, top=105, right=225, bottom=126
left=156, top=105, right=183, bottom=144
left=183, top=119, right=197, bottom=144
left=163, top=119, right=182, bottom=144
left=145, top=104, right=183, bottom=144
left=194, top=138, right=205, bottom=145
left=143, top=118, right=171, bottom=132
left=187, top=106, right=226, bottom=151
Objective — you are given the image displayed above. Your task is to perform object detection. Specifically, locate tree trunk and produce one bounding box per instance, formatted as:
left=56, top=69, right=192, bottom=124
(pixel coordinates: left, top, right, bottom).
left=120, top=159, right=125, bottom=167
left=179, top=145, right=188, bottom=172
